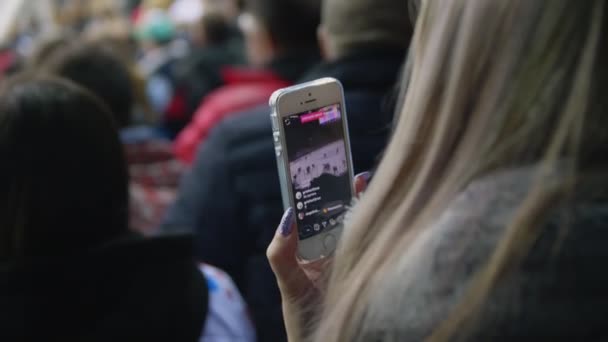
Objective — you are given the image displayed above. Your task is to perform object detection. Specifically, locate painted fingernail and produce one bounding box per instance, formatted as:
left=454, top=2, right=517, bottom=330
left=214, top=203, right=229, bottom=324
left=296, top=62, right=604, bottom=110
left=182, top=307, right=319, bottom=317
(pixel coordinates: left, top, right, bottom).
left=355, top=171, right=372, bottom=182
left=278, top=208, right=295, bottom=237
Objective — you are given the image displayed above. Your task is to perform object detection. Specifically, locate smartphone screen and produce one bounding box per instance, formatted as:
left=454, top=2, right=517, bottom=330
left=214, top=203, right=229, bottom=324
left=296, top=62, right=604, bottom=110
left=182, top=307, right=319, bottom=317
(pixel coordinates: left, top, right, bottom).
left=283, top=103, right=352, bottom=240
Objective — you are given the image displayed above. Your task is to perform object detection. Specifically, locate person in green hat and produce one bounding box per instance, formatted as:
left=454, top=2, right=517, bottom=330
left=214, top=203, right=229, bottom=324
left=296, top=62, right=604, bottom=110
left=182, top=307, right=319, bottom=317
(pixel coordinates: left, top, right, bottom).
left=135, top=9, right=186, bottom=117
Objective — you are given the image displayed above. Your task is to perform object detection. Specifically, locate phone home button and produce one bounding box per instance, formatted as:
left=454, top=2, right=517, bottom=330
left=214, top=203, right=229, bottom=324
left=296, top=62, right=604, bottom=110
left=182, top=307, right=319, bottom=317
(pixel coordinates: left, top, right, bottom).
left=323, top=234, right=337, bottom=253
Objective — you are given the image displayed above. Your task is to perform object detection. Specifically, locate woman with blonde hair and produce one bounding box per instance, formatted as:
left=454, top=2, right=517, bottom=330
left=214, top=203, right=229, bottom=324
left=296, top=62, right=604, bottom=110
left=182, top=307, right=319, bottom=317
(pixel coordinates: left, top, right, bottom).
left=268, top=0, right=608, bottom=341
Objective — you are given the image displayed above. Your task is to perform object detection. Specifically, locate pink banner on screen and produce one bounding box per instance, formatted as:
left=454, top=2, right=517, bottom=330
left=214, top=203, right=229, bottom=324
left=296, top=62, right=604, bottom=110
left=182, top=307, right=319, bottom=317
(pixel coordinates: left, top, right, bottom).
left=301, top=105, right=341, bottom=124
left=300, top=111, right=324, bottom=123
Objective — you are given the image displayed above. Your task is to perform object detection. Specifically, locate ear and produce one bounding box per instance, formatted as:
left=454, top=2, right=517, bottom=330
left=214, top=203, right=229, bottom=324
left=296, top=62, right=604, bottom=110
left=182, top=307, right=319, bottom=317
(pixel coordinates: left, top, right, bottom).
left=317, top=25, right=332, bottom=61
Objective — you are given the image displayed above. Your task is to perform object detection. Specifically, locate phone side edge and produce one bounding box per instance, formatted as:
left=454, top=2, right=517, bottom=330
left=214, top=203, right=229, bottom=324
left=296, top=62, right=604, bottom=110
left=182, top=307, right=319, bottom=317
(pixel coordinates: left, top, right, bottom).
left=269, top=93, right=294, bottom=214
left=336, top=80, right=357, bottom=200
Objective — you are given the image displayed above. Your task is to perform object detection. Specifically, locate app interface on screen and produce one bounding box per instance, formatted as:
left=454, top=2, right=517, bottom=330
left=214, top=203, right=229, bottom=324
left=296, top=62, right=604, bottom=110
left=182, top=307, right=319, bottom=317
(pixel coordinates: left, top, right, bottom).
left=283, top=104, right=352, bottom=240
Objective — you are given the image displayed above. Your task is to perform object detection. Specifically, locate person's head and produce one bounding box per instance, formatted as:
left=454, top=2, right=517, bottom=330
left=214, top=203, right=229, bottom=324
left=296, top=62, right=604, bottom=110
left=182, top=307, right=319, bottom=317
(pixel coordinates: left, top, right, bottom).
left=43, top=42, right=135, bottom=128
left=190, top=13, right=232, bottom=47
left=203, top=0, right=244, bottom=22
left=316, top=0, right=607, bottom=340
left=319, top=0, right=413, bottom=60
left=239, top=0, right=321, bottom=67
left=0, top=75, right=129, bottom=262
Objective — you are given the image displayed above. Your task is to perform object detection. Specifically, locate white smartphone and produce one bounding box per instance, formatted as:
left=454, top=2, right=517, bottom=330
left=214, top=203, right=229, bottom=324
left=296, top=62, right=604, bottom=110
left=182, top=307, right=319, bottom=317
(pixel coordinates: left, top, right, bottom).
left=270, top=78, right=355, bottom=260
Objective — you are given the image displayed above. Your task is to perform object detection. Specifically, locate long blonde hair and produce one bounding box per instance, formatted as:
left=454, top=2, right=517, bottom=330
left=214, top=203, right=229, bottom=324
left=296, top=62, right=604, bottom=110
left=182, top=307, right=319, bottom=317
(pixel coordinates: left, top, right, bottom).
left=314, top=0, right=607, bottom=340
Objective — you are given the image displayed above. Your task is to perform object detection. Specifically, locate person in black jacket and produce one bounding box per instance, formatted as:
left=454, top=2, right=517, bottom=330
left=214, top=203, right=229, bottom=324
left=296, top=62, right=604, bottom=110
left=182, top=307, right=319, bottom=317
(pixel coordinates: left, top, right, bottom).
left=162, top=0, right=414, bottom=340
left=0, top=76, right=252, bottom=341
left=172, top=12, right=246, bottom=123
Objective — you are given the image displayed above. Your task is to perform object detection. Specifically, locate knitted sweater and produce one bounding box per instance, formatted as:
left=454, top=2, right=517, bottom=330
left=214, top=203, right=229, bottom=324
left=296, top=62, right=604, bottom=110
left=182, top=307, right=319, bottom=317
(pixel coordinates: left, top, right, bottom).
left=358, top=167, right=608, bottom=341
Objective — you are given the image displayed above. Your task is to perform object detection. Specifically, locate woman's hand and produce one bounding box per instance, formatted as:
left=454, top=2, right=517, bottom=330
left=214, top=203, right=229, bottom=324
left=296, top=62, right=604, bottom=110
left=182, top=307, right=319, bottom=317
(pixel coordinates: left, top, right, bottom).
left=267, top=172, right=370, bottom=341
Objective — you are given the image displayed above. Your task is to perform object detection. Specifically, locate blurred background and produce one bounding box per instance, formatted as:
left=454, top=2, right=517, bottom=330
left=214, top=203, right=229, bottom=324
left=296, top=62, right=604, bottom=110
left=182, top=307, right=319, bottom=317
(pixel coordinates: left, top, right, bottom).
left=0, top=1, right=409, bottom=340
left=1, top=0, right=223, bottom=44
left=1, top=0, right=243, bottom=93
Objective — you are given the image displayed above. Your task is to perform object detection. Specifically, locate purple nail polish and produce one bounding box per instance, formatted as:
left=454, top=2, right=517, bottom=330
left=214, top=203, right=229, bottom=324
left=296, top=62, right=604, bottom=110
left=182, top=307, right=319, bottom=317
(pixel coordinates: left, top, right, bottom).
left=279, top=208, right=295, bottom=236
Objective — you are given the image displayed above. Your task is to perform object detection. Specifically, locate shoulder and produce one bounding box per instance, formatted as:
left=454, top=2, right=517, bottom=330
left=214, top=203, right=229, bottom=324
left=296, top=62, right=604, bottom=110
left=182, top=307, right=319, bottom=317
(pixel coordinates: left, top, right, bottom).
left=203, top=82, right=281, bottom=113
left=367, top=166, right=608, bottom=340
left=191, top=107, right=270, bottom=158
left=209, top=106, right=275, bottom=162
left=186, top=106, right=272, bottom=189
left=215, top=105, right=272, bottom=143
left=343, top=87, right=395, bottom=134
left=411, top=166, right=535, bottom=284
left=432, top=167, right=536, bottom=247
left=366, top=167, right=536, bottom=340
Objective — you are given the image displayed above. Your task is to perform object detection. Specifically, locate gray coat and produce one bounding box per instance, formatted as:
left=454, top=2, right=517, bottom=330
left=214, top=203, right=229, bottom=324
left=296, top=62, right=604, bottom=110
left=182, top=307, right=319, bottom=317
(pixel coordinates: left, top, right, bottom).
left=359, top=167, right=608, bottom=341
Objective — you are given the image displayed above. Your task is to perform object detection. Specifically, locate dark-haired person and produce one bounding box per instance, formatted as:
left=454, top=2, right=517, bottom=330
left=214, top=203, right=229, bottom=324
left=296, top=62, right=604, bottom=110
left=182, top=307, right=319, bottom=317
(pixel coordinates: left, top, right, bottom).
left=42, top=41, right=183, bottom=233
left=196, top=13, right=233, bottom=46
left=44, top=41, right=135, bottom=128
left=28, top=33, right=76, bottom=70
left=0, top=76, right=254, bottom=341
left=173, top=0, right=322, bottom=164
left=135, top=9, right=189, bottom=133
left=169, top=12, right=246, bottom=133
left=163, top=0, right=412, bottom=340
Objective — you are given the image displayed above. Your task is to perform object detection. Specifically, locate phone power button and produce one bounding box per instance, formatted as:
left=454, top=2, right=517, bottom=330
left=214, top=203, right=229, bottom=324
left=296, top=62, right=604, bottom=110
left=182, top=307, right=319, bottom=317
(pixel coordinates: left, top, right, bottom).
left=275, top=146, right=282, bottom=157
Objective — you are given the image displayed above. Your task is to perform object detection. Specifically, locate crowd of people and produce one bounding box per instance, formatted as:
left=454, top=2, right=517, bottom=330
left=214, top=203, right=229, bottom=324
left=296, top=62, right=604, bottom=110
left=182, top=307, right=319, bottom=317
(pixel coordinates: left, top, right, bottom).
left=0, top=0, right=606, bottom=341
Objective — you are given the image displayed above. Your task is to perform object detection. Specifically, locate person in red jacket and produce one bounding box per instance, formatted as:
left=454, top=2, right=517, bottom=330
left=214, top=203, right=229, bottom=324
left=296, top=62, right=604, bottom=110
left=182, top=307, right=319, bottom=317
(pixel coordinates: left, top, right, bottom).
left=174, top=0, right=321, bottom=164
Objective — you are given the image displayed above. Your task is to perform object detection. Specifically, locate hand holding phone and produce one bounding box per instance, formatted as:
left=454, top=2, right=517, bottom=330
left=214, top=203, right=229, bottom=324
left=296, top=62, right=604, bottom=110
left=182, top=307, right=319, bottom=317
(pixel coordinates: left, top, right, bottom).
left=266, top=172, right=369, bottom=341
left=269, top=78, right=355, bottom=260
